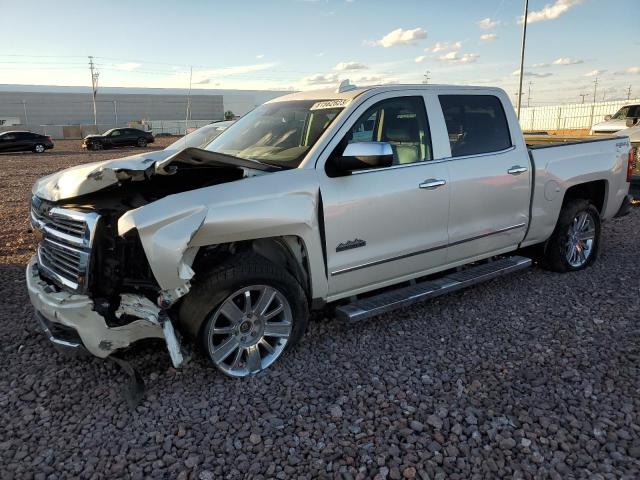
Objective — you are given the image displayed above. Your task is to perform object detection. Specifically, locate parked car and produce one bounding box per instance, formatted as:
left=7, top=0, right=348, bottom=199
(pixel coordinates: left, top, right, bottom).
left=0, top=131, right=54, bottom=153
left=164, top=120, right=235, bottom=151
left=82, top=128, right=154, bottom=151
left=27, top=84, right=633, bottom=380
left=590, top=103, right=640, bottom=135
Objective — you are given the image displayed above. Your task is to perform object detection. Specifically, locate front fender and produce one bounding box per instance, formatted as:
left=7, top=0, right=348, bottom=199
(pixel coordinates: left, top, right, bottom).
left=118, top=168, right=328, bottom=300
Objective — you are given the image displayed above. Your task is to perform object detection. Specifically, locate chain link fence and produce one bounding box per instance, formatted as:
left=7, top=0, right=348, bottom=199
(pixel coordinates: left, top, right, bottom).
left=519, top=98, right=640, bottom=133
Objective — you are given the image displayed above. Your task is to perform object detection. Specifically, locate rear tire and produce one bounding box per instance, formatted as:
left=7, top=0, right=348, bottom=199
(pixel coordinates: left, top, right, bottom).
left=33, top=144, right=45, bottom=153
left=542, top=199, right=601, bottom=272
left=137, top=137, right=147, bottom=147
left=178, top=254, right=308, bottom=377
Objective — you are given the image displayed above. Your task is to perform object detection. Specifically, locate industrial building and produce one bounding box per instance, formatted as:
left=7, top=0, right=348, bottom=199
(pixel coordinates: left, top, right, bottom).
left=0, top=84, right=290, bottom=137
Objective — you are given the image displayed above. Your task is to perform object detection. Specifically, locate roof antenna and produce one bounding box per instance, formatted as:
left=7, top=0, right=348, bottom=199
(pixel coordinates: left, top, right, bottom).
left=336, top=79, right=357, bottom=93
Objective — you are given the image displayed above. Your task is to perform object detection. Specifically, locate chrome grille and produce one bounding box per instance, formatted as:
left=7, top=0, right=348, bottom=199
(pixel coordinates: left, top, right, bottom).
left=31, top=198, right=100, bottom=292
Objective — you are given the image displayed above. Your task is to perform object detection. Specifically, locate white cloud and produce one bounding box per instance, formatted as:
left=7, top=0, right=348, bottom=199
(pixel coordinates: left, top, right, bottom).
left=369, top=27, right=427, bottom=47
left=414, top=55, right=427, bottom=63
left=315, top=52, right=325, bottom=57
left=615, top=66, right=640, bottom=75
left=478, top=18, right=500, bottom=29
left=427, top=41, right=462, bottom=53
left=531, top=62, right=550, bottom=68
left=302, top=73, right=340, bottom=86
left=439, top=52, right=479, bottom=64
left=553, top=57, right=583, bottom=65
left=352, top=75, right=390, bottom=85
left=114, top=62, right=141, bottom=71
left=198, top=62, right=278, bottom=77
left=585, top=69, right=605, bottom=77
left=480, top=33, right=498, bottom=42
left=524, top=0, right=584, bottom=24
left=256, top=54, right=265, bottom=59
left=512, top=70, right=553, bottom=78
left=334, top=61, right=368, bottom=71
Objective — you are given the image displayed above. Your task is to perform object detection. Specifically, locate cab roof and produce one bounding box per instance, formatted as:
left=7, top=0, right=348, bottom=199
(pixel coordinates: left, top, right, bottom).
left=266, top=83, right=505, bottom=104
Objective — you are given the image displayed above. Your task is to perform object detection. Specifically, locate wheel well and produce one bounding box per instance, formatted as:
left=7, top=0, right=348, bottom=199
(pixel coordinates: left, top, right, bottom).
left=562, top=180, right=606, bottom=214
left=191, top=236, right=311, bottom=303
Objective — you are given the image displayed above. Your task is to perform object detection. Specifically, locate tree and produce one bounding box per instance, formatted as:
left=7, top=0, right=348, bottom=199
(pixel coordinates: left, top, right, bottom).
left=224, top=110, right=235, bottom=120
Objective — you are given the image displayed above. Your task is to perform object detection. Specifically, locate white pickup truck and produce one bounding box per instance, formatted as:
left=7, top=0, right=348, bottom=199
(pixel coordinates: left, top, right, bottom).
left=27, top=84, right=634, bottom=378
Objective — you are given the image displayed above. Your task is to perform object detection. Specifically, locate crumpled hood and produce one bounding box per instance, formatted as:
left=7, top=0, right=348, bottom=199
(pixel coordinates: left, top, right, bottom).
left=32, top=148, right=275, bottom=202
left=84, top=134, right=103, bottom=140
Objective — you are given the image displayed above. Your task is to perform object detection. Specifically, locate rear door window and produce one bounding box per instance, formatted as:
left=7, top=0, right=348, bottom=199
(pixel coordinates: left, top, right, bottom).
left=439, top=95, right=512, bottom=157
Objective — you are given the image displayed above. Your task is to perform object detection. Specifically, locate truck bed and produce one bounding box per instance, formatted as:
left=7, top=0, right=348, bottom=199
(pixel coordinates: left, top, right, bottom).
left=525, top=134, right=620, bottom=149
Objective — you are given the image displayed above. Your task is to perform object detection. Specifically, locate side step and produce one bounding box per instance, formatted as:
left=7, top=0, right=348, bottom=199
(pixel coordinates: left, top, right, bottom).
left=335, top=256, right=531, bottom=324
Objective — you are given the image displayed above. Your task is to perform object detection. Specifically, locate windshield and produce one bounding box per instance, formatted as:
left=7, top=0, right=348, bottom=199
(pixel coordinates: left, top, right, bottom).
left=611, top=106, right=640, bottom=120
left=205, top=100, right=344, bottom=168
left=165, top=121, right=234, bottom=151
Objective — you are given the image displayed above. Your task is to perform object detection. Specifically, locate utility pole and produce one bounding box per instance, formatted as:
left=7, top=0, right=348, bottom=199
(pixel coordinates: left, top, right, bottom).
left=527, top=81, right=533, bottom=108
left=88, top=56, right=99, bottom=126
left=423, top=70, right=431, bottom=84
left=22, top=99, right=28, bottom=125
left=113, top=100, right=118, bottom=126
left=184, top=66, right=193, bottom=135
left=627, top=85, right=632, bottom=101
left=579, top=93, right=589, bottom=104
left=516, top=0, right=529, bottom=120
left=589, top=77, right=598, bottom=128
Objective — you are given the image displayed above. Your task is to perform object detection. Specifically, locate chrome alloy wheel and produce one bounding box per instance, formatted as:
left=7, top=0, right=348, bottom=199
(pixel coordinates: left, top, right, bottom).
left=565, top=211, right=596, bottom=268
left=206, top=285, right=293, bottom=377
left=34, top=144, right=45, bottom=153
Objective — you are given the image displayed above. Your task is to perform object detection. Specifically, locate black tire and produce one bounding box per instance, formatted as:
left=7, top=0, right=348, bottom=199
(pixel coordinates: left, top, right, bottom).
left=33, top=143, right=45, bottom=154
left=178, top=253, right=308, bottom=374
left=542, top=199, right=601, bottom=272
left=89, top=142, right=102, bottom=151
left=137, top=137, right=147, bottom=147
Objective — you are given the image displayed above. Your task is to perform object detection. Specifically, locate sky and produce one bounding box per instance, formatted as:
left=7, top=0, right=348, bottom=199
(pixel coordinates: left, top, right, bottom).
left=0, top=0, right=638, bottom=105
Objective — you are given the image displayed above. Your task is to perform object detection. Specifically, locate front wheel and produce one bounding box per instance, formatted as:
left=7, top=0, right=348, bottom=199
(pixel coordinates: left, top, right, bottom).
left=33, top=143, right=45, bottom=153
left=179, top=254, right=308, bottom=377
left=89, top=142, right=102, bottom=151
left=542, top=199, right=601, bottom=272
left=136, top=137, right=147, bottom=147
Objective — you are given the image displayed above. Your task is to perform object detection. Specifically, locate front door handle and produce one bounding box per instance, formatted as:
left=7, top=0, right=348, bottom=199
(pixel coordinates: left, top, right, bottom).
left=419, top=179, right=447, bottom=189
left=508, top=166, right=528, bottom=175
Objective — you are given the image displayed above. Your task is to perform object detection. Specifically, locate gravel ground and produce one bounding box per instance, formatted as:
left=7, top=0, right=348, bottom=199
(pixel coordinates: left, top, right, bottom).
left=1, top=143, right=639, bottom=479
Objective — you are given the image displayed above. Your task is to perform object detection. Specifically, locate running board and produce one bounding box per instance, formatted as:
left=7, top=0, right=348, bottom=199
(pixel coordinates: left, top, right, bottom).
left=335, top=256, right=531, bottom=324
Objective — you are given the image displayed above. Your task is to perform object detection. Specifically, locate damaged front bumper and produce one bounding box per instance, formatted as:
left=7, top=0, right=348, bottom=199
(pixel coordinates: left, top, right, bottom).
left=26, top=256, right=184, bottom=367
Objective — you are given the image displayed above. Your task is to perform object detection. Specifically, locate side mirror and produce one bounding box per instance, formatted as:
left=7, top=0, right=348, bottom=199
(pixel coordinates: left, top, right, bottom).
left=626, top=118, right=639, bottom=128
left=604, top=115, right=612, bottom=121
left=333, top=142, right=394, bottom=172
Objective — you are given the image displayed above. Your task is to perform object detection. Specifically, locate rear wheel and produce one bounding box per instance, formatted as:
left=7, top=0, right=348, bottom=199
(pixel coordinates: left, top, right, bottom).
left=179, top=254, right=308, bottom=377
left=33, top=143, right=45, bottom=153
left=137, top=137, right=147, bottom=147
left=542, top=199, right=600, bottom=272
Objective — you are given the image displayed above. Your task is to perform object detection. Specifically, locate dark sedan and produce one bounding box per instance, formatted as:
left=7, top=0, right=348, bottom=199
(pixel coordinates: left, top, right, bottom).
left=82, top=128, right=154, bottom=151
left=0, top=131, right=54, bottom=153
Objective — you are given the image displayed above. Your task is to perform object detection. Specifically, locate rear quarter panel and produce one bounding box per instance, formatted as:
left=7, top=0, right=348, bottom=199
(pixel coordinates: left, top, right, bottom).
left=524, top=138, right=630, bottom=246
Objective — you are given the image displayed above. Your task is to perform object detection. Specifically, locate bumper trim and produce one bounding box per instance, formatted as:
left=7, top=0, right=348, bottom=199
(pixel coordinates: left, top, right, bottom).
left=35, top=312, right=88, bottom=355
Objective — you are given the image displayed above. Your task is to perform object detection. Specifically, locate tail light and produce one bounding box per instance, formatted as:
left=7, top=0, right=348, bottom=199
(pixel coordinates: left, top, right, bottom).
left=628, top=146, right=637, bottom=183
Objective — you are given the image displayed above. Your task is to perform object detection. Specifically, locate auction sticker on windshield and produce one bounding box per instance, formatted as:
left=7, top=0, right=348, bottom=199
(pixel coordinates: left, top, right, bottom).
left=310, top=99, right=351, bottom=110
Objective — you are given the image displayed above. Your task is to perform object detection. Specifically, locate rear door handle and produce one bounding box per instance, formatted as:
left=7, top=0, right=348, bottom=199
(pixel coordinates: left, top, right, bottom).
left=419, top=179, right=447, bottom=189
left=507, top=166, right=528, bottom=175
